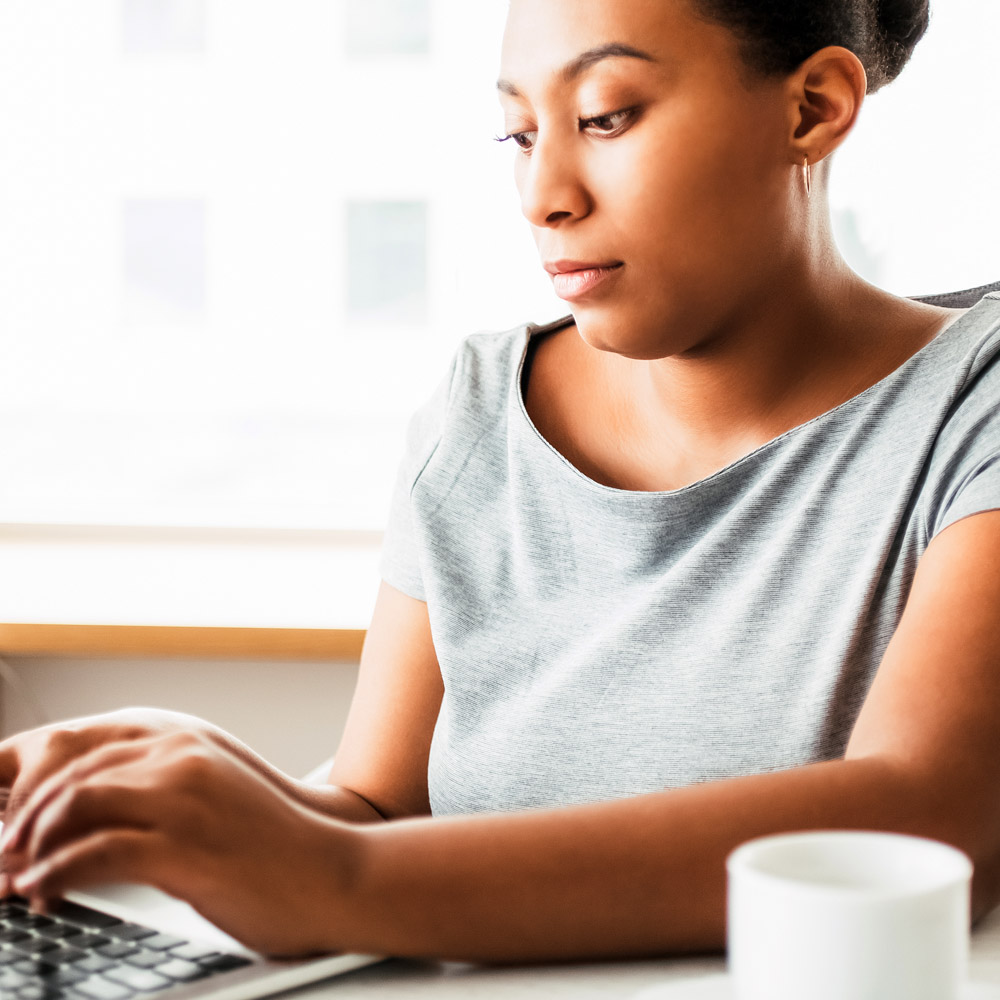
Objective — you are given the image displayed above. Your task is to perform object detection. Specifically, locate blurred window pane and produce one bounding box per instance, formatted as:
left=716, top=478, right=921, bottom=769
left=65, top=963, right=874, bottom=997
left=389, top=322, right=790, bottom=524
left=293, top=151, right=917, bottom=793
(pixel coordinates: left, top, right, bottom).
left=347, top=201, right=428, bottom=326
left=123, top=0, right=206, bottom=54
left=345, top=0, right=429, bottom=56
left=0, top=1, right=997, bottom=535
left=123, top=200, right=207, bottom=324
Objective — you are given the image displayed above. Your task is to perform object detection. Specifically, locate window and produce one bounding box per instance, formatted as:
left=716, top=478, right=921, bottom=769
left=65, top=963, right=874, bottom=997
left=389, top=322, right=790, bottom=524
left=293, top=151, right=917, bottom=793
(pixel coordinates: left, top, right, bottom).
left=347, top=201, right=428, bottom=326
left=828, top=0, right=1000, bottom=294
left=0, top=1, right=997, bottom=534
left=123, top=199, right=207, bottom=323
left=123, top=0, right=206, bottom=54
left=344, top=0, right=430, bottom=56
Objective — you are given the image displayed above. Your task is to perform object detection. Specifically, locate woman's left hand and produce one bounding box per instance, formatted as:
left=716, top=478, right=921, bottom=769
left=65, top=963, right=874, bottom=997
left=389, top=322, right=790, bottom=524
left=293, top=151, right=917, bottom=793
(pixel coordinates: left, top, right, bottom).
left=0, top=731, right=361, bottom=957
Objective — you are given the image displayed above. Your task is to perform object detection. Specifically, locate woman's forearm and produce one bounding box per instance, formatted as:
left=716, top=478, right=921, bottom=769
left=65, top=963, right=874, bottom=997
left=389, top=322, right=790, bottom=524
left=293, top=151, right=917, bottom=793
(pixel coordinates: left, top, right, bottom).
left=293, top=783, right=387, bottom=823
left=202, top=728, right=386, bottom=824
left=329, top=756, right=986, bottom=963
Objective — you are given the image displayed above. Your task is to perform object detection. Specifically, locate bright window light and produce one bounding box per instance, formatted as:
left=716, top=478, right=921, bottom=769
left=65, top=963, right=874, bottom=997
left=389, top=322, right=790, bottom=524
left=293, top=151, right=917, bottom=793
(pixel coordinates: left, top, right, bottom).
left=0, top=0, right=996, bottom=532
left=123, top=199, right=207, bottom=323
left=347, top=201, right=428, bottom=326
left=123, top=0, right=206, bottom=54
left=344, top=0, right=430, bottom=56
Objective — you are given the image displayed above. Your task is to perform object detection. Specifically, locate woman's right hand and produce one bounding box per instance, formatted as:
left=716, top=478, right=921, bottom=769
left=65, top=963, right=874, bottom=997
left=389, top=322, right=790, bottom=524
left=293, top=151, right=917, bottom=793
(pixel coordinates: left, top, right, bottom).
left=0, top=707, right=224, bottom=831
left=0, top=706, right=387, bottom=837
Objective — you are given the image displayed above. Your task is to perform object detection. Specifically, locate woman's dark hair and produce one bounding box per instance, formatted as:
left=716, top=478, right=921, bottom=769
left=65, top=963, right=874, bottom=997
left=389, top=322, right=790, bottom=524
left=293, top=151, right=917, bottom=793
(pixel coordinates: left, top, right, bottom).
left=691, top=0, right=930, bottom=93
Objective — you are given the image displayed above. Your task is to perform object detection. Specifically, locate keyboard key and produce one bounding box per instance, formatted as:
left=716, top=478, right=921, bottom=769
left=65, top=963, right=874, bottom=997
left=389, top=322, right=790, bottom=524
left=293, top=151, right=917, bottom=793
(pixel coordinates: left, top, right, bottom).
left=155, top=958, right=207, bottom=982
left=95, top=943, right=138, bottom=960
left=7, top=914, right=55, bottom=929
left=14, top=986, right=55, bottom=1000
left=104, top=966, right=171, bottom=991
left=74, top=976, right=135, bottom=1000
left=48, top=966, right=88, bottom=986
left=74, top=954, right=117, bottom=974
left=35, top=925, right=83, bottom=940
left=0, top=928, right=32, bottom=943
left=122, top=950, right=168, bottom=970
left=22, top=988, right=77, bottom=1000
left=70, top=935, right=112, bottom=951
left=197, top=953, right=253, bottom=972
left=49, top=903, right=122, bottom=931
left=12, top=958, right=57, bottom=976
left=35, top=945, right=87, bottom=965
left=135, top=934, right=186, bottom=952
left=0, top=968, right=31, bottom=989
left=166, top=943, right=218, bottom=962
left=14, top=937, right=62, bottom=955
left=108, top=925, right=157, bottom=943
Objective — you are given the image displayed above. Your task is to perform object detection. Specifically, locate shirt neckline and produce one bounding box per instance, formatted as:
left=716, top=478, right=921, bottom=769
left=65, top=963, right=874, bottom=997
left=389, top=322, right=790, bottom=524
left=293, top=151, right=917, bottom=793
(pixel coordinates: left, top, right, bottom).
left=513, top=297, right=997, bottom=500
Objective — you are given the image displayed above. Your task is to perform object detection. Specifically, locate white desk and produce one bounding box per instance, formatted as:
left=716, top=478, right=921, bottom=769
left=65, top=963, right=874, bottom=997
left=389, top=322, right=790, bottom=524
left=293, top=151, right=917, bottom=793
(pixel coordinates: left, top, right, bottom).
left=288, top=905, right=1000, bottom=998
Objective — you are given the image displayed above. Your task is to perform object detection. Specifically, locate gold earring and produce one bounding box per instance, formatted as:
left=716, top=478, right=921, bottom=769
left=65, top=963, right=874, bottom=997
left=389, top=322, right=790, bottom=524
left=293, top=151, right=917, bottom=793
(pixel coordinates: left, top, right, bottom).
left=803, top=155, right=813, bottom=197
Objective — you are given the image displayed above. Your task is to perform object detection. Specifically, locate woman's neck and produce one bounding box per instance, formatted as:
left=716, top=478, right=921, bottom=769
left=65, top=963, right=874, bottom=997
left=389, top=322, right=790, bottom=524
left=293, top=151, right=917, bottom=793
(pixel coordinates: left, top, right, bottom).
left=528, top=263, right=963, bottom=494
left=608, top=268, right=958, bottom=477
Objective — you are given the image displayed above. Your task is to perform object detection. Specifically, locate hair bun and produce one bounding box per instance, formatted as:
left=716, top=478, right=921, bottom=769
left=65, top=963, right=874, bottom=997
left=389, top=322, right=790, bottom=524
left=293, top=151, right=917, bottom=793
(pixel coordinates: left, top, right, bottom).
left=868, top=0, right=931, bottom=91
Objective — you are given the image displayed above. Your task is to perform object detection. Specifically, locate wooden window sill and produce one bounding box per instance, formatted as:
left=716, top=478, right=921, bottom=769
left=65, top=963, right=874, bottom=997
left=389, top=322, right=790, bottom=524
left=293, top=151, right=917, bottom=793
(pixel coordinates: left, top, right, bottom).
left=0, top=525, right=380, bottom=659
left=0, top=624, right=365, bottom=661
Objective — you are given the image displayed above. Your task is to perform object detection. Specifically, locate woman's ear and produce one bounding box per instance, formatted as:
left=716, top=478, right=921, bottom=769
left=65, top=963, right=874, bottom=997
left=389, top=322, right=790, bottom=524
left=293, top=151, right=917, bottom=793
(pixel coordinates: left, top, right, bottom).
left=786, top=45, right=867, bottom=168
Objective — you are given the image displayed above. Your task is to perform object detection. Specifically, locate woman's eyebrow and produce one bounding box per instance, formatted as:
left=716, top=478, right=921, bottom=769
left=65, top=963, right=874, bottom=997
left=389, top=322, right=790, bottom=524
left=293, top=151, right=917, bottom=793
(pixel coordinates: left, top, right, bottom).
left=496, top=42, right=658, bottom=97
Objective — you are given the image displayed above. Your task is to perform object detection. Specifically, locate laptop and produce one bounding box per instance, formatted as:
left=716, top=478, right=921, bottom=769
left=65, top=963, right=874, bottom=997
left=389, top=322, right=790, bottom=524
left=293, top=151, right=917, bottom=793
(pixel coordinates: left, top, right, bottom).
left=0, top=877, right=384, bottom=1000
left=0, top=792, right=384, bottom=1000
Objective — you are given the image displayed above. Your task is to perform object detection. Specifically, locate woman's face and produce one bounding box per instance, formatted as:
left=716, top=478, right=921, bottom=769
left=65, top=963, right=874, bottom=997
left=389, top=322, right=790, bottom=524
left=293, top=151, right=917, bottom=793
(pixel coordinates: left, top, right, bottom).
left=499, top=0, right=797, bottom=360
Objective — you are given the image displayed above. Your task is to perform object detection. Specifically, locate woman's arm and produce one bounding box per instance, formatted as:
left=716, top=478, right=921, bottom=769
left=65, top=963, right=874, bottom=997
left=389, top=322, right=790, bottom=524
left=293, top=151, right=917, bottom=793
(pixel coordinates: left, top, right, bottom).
left=324, top=581, right=444, bottom=820
left=6, top=515, right=1000, bottom=961
left=239, top=580, right=444, bottom=824
left=318, top=509, right=1000, bottom=961
left=0, top=583, right=440, bottom=830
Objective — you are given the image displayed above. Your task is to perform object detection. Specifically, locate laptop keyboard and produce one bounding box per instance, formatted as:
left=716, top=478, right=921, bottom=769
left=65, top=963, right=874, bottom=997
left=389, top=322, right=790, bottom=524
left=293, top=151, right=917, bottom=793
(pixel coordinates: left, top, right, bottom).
left=0, top=895, right=253, bottom=999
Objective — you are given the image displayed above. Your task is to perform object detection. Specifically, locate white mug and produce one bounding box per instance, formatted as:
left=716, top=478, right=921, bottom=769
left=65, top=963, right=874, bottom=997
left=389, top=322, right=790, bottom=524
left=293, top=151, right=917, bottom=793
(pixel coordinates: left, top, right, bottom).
left=726, top=830, right=973, bottom=1000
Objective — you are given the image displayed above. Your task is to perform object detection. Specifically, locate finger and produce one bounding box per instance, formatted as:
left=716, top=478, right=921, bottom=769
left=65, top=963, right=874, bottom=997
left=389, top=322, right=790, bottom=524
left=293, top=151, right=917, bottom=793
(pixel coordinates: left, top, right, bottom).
left=0, top=739, right=153, bottom=855
left=18, top=777, right=158, bottom=875
left=1, top=727, right=81, bottom=827
left=1, top=719, right=158, bottom=823
left=2, top=740, right=149, bottom=855
left=11, top=828, right=165, bottom=908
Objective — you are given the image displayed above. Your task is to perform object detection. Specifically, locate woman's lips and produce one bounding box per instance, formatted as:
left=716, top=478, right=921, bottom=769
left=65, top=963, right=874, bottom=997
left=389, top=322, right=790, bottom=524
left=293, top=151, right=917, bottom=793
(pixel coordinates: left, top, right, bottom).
left=544, top=261, right=624, bottom=302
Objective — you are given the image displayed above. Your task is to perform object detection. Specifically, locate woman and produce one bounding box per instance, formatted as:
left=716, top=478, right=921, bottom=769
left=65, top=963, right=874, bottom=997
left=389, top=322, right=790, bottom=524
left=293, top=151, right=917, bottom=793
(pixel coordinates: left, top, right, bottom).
left=2, top=0, right=1000, bottom=962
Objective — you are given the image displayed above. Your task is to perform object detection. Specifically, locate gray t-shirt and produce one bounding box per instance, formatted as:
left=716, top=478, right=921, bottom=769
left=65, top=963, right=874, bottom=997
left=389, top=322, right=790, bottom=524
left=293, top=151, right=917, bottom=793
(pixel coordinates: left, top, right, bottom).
left=380, top=294, right=1000, bottom=817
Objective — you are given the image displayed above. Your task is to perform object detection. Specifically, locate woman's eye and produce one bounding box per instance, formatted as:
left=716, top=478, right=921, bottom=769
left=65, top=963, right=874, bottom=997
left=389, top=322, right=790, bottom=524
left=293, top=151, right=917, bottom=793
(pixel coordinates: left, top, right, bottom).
left=580, top=109, right=634, bottom=136
left=495, top=130, right=537, bottom=152
left=494, top=108, right=634, bottom=153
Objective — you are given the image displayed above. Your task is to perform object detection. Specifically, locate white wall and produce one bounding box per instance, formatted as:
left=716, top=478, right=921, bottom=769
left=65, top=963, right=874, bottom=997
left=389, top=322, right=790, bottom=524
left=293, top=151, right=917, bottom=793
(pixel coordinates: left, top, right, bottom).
left=0, top=656, right=359, bottom=780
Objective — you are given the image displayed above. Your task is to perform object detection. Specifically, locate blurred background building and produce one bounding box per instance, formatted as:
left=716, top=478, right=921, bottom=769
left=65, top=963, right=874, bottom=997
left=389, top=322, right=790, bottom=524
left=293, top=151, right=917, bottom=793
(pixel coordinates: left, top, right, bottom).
left=0, top=0, right=997, bottom=534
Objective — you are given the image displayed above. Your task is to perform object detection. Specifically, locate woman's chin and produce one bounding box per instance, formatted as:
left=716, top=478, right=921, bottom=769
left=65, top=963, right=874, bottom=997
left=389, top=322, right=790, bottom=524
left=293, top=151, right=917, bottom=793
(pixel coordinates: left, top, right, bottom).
left=572, top=312, right=685, bottom=362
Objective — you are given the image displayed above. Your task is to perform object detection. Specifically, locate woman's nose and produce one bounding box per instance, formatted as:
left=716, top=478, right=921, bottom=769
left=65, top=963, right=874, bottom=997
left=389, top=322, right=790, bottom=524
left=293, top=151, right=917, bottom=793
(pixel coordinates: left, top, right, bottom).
left=517, top=139, right=592, bottom=229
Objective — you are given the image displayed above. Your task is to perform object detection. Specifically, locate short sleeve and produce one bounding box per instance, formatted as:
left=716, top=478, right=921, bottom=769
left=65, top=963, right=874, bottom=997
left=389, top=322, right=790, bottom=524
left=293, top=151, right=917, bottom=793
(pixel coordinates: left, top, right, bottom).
left=378, top=352, right=459, bottom=601
left=932, top=453, right=1000, bottom=537
left=926, top=340, right=1000, bottom=539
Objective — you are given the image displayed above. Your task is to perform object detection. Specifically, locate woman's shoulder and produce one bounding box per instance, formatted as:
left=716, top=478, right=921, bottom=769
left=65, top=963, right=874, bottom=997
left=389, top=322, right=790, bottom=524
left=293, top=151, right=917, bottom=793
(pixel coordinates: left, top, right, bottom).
left=396, top=315, right=574, bottom=478
left=456, top=314, right=573, bottom=382
left=914, top=293, right=1000, bottom=539
left=927, top=293, right=1000, bottom=406
left=442, top=314, right=574, bottom=418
